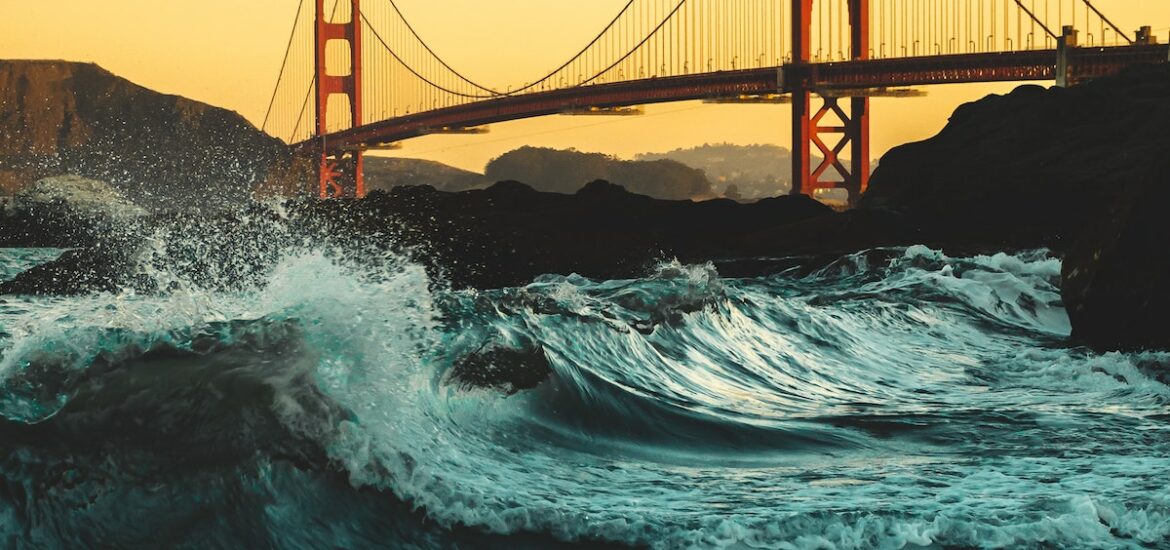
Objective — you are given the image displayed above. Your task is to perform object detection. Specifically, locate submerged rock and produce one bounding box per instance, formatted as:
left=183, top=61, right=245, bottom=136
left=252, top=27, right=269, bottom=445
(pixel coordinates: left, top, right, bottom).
left=447, top=344, right=553, bottom=394
left=0, top=318, right=341, bottom=470
left=0, top=247, right=147, bottom=296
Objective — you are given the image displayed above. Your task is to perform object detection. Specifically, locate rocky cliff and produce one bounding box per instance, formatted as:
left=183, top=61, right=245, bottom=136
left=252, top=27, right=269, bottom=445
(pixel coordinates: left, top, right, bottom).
left=0, top=60, right=290, bottom=209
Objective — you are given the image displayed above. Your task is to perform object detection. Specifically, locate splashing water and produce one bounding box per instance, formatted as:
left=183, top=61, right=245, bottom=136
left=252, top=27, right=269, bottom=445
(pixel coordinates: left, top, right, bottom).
left=0, top=241, right=1167, bottom=549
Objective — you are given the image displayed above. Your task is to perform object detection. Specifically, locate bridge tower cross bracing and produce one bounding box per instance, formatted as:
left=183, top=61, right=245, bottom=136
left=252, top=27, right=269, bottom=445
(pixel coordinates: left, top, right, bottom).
left=790, top=0, right=871, bottom=201
left=314, top=0, right=365, bottom=198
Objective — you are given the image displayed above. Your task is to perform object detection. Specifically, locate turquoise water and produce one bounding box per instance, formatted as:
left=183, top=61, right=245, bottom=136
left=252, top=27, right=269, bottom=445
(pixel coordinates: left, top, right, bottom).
left=0, top=244, right=1167, bottom=548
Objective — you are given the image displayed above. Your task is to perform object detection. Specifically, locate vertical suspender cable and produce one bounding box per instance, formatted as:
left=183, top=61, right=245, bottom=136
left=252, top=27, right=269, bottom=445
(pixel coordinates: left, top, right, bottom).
left=262, top=0, right=306, bottom=133
left=838, top=0, right=844, bottom=59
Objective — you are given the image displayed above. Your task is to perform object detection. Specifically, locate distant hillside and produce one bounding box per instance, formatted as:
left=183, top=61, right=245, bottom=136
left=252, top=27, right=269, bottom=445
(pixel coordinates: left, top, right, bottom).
left=364, top=157, right=491, bottom=193
left=636, top=143, right=795, bottom=199
left=0, top=60, right=290, bottom=209
left=485, top=146, right=716, bottom=201
left=636, top=143, right=873, bottom=200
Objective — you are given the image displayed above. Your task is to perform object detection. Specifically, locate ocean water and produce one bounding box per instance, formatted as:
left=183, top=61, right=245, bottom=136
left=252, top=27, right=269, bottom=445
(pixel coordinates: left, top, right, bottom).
left=0, top=240, right=1168, bottom=549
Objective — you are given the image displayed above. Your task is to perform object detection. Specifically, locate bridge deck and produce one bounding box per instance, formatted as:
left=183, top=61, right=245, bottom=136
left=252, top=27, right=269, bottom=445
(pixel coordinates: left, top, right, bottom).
left=301, top=45, right=1169, bottom=153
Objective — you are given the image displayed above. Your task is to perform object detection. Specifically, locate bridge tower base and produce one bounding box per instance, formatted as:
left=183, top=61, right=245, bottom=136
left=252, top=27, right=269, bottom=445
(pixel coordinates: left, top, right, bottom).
left=314, top=0, right=365, bottom=198
left=790, top=0, right=870, bottom=202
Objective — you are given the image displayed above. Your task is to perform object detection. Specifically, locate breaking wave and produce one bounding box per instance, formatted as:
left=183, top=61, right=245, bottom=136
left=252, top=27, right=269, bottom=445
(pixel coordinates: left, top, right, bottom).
left=1, top=242, right=1168, bottom=549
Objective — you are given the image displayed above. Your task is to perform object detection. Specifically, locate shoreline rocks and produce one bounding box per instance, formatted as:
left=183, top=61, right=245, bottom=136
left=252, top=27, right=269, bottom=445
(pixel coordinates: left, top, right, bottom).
left=1061, top=156, right=1170, bottom=352
left=0, top=179, right=836, bottom=295
left=862, top=64, right=1170, bottom=254
left=858, top=63, right=1170, bottom=351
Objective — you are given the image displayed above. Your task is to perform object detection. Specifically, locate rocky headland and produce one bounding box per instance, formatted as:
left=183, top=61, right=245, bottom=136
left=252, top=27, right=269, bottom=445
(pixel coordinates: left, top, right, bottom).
left=0, top=60, right=290, bottom=209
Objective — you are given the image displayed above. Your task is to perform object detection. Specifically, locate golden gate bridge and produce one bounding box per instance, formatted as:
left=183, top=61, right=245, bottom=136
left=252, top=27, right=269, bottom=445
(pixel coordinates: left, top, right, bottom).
left=261, top=0, right=1168, bottom=199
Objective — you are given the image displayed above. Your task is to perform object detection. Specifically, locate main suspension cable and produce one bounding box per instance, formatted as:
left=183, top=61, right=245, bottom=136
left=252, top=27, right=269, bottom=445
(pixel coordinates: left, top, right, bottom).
left=1079, top=0, right=1132, bottom=43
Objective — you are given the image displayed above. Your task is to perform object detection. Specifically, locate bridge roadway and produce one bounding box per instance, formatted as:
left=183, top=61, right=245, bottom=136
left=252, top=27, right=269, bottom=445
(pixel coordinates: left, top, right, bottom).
left=300, top=44, right=1170, bottom=154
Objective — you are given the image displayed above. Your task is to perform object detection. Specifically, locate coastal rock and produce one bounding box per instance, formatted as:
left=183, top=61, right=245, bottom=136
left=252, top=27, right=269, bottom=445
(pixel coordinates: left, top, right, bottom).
left=1061, top=157, right=1170, bottom=351
left=861, top=64, right=1170, bottom=251
left=1, top=180, right=834, bottom=295
left=448, top=344, right=553, bottom=394
left=294, top=180, right=833, bottom=289
left=738, top=208, right=923, bottom=258
left=852, top=63, right=1170, bottom=350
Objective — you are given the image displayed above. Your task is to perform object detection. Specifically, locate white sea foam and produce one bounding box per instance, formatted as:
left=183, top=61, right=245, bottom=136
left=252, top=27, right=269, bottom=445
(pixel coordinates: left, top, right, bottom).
left=0, top=245, right=1167, bottom=548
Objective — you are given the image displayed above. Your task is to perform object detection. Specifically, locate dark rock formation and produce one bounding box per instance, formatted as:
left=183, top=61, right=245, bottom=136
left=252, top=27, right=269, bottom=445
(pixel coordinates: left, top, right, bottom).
left=292, top=180, right=833, bottom=289
left=0, top=180, right=833, bottom=295
left=448, top=344, right=552, bottom=394
left=862, top=64, right=1170, bottom=252
left=859, top=63, right=1170, bottom=350
left=1062, top=156, right=1170, bottom=351
left=0, top=201, right=292, bottom=295
left=738, top=208, right=924, bottom=258
left=0, top=199, right=110, bottom=248
left=0, top=60, right=290, bottom=209
left=0, top=247, right=141, bottom=295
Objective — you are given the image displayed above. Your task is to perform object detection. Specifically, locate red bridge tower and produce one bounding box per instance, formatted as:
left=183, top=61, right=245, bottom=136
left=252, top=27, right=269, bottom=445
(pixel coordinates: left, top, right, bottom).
left=791, top=0, right=870, bottom=201
left=314, top=0, right=365, bottom=198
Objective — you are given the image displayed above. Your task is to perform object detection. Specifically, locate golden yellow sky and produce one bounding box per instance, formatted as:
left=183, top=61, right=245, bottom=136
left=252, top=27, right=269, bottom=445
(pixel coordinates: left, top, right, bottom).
left=4, top=1, right=1169, bottom=172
